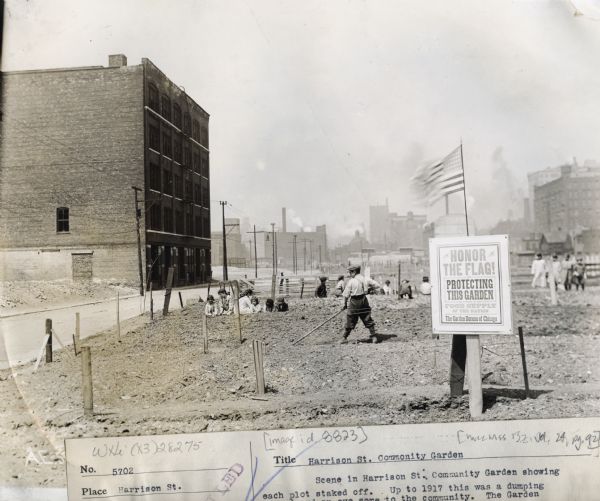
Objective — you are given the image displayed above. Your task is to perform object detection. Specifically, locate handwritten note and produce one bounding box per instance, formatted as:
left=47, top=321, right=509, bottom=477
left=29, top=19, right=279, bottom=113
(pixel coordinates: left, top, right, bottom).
left=65, top=417, right=599, bottom=500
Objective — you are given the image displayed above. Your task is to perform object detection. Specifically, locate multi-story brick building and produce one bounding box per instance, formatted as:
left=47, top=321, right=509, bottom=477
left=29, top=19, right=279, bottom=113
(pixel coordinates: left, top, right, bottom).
left=0, top=54, right=211, bottom=288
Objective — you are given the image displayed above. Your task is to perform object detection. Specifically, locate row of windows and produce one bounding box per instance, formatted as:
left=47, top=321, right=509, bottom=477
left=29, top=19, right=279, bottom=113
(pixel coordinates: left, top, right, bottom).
left=148, top=204, right=210, bottom=237
left=148, top=83, right=208, bottom=146
left=148, top=125, right=209, bottom=176
left=149, top=164, right=209, bottom=203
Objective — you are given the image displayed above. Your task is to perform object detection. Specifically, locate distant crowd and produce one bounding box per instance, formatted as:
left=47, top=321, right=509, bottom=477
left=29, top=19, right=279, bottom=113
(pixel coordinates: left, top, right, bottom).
left=204, top=287, right=289, bottom=317
left=531, top=253, right=587, bottom=291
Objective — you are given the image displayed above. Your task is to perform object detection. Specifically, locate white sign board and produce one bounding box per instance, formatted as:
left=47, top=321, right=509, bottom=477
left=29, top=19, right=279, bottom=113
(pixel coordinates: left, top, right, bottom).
left=429, top=234, right=513, bottom=335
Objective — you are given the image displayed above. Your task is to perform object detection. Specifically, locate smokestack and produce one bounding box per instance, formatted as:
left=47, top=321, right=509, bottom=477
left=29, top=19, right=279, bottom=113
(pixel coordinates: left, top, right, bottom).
left=282, top=207, right=287, bottom=233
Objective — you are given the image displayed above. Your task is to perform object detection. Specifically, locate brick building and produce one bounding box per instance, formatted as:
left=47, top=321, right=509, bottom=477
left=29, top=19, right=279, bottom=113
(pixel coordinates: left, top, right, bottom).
left=0, top=54, right=211, bottom=288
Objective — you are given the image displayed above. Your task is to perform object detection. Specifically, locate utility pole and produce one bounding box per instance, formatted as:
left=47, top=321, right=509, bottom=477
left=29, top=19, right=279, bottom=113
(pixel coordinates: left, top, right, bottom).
left=293, top=234, right=297, bottom=274
left=303, top=240, right=307, bottom=272
left=319, top=244, right=322, bottom=272
left=270, top=223, right=276, bottom=277
left=219, top=201, right=228, bottom=281
left=131, top=186, right=144, bottom=296
left=309, top=241, right=313, bottom=272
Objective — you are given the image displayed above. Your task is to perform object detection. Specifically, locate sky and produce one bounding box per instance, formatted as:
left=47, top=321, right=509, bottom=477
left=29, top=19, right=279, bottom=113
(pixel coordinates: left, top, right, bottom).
left=3, top=0, right=600, bottom=244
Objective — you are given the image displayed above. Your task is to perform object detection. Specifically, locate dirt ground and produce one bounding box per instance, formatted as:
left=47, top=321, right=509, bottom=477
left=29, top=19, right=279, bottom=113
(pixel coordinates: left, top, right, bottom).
left=1, top=288, right=599, bottom=488
left=0, top=280, right=138, bottom=314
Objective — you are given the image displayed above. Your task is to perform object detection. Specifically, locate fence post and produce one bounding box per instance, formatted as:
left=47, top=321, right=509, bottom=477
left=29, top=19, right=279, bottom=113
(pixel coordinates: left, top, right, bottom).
left=202, top=311, right=208, bottom=354
left=45, top=319, right=53, bottom=363
left=116, top=292, right=121, bottom=341
left=163, top=266, right=175, bottom=316
left=150, top=281, right=154, bottom=321
left=73, top=312, right=81, bottom=356
left=253, top=340, right=266, bottom=395
left=518, top=326, right=530, bottom=398
left=232, top=280, right=243, bottom=343
left=300, top=278, right=305, bottom=299
left=270, top=275, right=276, bottom=301
left=179, top=291, right=184, bottom=309
left=81, top=346, right=93, bottom=416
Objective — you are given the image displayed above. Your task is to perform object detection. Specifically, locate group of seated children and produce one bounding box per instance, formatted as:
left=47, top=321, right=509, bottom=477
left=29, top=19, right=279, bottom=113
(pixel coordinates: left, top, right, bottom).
left=204, top=288, right=289, bottom=316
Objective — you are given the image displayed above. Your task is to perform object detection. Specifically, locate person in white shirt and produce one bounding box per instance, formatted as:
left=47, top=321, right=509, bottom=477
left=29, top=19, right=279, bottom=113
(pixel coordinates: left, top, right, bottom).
left=216, top=289, right=234, bottom=315
left=382, top=280, right=392, bottom=295
left=550, top=254, right=562, bottom=288
left=419, top=276, right=432, bottom=295
left=341, top=265, right=381, bottom=344
left=531, top=253, right=547, bottom=288
left=250, top=296, right=263, bottom=313
left=239, top=289, right=256, bottom=314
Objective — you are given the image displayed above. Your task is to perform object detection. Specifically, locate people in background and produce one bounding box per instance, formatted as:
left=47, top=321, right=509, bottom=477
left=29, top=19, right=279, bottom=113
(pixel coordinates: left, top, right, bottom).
left=239, top=289, right=255, bottom=314
left=250, top=296, right=263, bottom=313
left=333, top=275, right=345, bottom=297
left=562, top=254, right=576, bottom=291
left=531, top=253, right=547, bottom=288
left=572, top=257, right=587, bottom=291
left=398, top=279, right=413, bottom=299
left=420, top=276, right=431, bottom=295
left=217, top=289, right=234, bottom=315
left=550, top=254, right=562, bottom=289
left=276, top=296, right=289, bottom=312
left=204, top=295, right=220, bottom=317
left=315, top=276, right=328, bottom=298
left=382, top=280, right=392, bottom=295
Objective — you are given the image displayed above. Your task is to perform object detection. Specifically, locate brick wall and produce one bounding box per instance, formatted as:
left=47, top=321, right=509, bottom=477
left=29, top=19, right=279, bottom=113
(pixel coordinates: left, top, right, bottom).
left=0, top=64, right=146, bottom=280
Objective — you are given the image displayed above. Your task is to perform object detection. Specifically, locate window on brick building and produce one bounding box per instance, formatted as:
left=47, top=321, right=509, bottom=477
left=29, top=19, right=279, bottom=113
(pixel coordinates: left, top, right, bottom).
left=149, top=163, right=161, bottom=191
left=185, top=179, right=193, bottom=201
left=149, top=205, right=161, bottom=230
left=183, top=113, right=191, bottom=135
left=194, top=183, right=201, bottom=205
left=56, top=207, right=69, bottom=233
left=183, top=145, right=191, bottom=167
left=148, top=83, right=159, bottom=112
left=173, top=136, right=182, bottom=163
left=175, top=210, right=183, bottom=234
left=201, top=183, right=209, bottom=208
left=174, top=174, right=183, bottom=198
left=185, top=211, right=193, bottom=235
left=193, top=150, right=201, bottom=174
left=202, top=214, right=210, bottom=237
left=200, top=152, right=209, bottom=177
left=200, top=126, right=209, bottom=148
left=149, top=125, right=160, bottom=152
left=195, top=216, right=202, bottom=237
left=173, top=104, right=182, bottom=128
left=163, top=169, right=173, bottom=196
left=162, top=131, right=172, bottom=158
left=192, top=119, right=200, bottom=142
left=161, top=95, right=171, bottom=121
left=163, top=207, right=173, bottom=233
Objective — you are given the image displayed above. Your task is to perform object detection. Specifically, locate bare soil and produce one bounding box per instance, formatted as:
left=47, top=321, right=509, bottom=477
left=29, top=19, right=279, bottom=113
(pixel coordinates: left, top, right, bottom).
left=0, top=280, right=138, bottom=314
left=1, top=288, right=599, bottom=488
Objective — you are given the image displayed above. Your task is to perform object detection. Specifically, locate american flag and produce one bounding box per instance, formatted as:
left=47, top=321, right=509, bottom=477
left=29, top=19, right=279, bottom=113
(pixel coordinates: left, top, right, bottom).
left=411, top=145, right=465, bottom=205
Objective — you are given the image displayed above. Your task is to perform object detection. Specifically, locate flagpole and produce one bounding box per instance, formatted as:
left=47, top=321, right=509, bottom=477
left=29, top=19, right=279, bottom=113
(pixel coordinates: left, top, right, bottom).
left=459, top=141, right=470, bottom=236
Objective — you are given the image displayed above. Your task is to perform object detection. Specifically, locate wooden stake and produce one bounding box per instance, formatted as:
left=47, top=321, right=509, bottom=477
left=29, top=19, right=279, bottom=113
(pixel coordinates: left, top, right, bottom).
left=466, top=335, right=483, bottom=418
left=81, top=346, right=93, bottom=416
left=202, top=311, right=208, bottom=354
left=45, top=319, right=53, bottom=363
left=232, top=280, right=243, bottom=343
left=150, top=281, right=154, bottom=321
left=270, top=275, right=276, bottom=300
left=253, top=340, right=266, bottom=395
left=74, top=312, right=81, bottom=355
left=518, top=326, right=530, bottom=398
left=178, top=291, right=184, bottom=308
left=163, top=266, right=175, bottom=316
left=300, top=278, right=305, bottom=299
left=116, top=292, right=121, bottom=341
left=34, top=335, right=50, bottom=372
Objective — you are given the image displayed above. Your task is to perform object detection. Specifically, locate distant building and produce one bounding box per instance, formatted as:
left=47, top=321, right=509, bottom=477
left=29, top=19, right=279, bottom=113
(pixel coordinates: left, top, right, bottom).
left=0, top=54, right=211, bottom=287
left=539, top=231, right=574, bottom=256
left=368, top=203, right=427, bottom=251
left=264, top=226, right=328, bottom=271
left=534, top=164, right=600, bottom=233
left=211, top=218, right=248, bottom=268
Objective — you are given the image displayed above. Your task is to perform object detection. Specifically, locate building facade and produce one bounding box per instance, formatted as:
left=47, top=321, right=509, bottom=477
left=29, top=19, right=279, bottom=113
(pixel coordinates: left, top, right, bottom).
left=534, top=164, right=600, bottom=234
left=369, top=203, right=427, bottom=251
left=211, top=218, right=248, bottom=269
left=0, top=54, right=211, bottom=288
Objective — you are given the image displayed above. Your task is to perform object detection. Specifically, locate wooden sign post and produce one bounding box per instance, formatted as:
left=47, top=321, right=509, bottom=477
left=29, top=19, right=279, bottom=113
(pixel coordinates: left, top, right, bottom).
left=253, top=340, right=266, bottom=395
left=163, top=266, right=175, bottom=316
left=429, top=235, right=513, bottom=419
left=231, top=280, right=243, bottom=343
